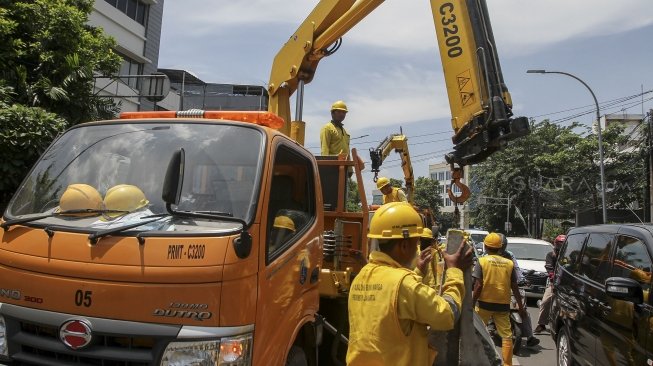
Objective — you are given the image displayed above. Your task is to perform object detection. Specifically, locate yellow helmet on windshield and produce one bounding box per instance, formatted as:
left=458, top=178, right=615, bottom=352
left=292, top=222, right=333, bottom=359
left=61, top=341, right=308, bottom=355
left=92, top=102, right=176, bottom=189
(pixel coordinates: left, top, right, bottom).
left=103, top=184, right=149, bottom=217
left=59, top=184, right=103, bottom=213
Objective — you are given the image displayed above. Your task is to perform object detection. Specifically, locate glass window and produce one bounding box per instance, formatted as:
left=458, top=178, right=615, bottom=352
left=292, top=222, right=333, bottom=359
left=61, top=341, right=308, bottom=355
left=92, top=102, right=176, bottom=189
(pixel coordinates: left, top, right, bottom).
left=612, top=235, right=652, bottom=294
left=6, top=122, right=265, bottom=233
left=116, top=0, right=127, bottom=12
left=266, top=145, right=316, bottom=262
left=559, top=233, right=586, bottom=273
left=126, top=0, right=138, bottom=19
left=136, top=2, right=147, bottom=25
left=578, top=233, right=614, bottom=284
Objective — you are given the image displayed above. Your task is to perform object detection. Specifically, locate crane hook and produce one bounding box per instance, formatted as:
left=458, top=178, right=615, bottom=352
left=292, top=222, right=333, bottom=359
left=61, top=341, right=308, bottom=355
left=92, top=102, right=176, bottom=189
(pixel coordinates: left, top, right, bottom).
left=447, top=167, right=471, bottom=204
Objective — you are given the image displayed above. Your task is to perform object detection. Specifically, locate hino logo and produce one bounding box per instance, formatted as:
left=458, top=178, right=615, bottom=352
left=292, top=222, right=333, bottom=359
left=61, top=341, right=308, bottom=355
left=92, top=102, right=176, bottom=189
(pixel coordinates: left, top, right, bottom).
left=153, top=309, right=212, bottom=321
left=59, top=319, right=93, bottom=350
left=0, top=288, right=21, bottom=300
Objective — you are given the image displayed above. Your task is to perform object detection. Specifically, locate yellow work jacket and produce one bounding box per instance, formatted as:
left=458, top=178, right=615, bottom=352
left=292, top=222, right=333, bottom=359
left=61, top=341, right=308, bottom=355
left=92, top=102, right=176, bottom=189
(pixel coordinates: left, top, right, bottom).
left=478, top=254, right=514, bottom=306
left=382, top=187, right=407, bottom=204
left=320, top=121, right=350, bottom=156
left=347, top=251, right=464, bottom=366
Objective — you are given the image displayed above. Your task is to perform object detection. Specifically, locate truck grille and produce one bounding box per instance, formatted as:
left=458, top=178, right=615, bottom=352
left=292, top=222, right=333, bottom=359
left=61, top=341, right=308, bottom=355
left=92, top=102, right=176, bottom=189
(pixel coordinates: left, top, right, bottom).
left=5, top=316, right=172, bottom=366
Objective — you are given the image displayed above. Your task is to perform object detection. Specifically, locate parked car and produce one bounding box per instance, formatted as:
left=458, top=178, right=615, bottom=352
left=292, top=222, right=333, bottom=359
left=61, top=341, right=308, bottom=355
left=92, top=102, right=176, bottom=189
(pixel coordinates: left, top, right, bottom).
left=507, top=237, right=553, bottom=299
left=467, top=229, right=489, bottom=254
left=550, top=224, right=653, bottom=366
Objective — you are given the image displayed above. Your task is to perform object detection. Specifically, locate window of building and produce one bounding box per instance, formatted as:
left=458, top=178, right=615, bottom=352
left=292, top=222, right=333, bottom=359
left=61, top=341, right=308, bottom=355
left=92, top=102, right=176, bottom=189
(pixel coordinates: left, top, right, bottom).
left=118, top=54, right=143, bottom=90
left=105, top=0, right=149, bottom=26
left=430, top=173, right=437, bottom=180
left=446, top=171, right=452, bottom=180
left=266, top=145, right=316, bottom=263
left=438, top=172, right=445, bottom=181
left=445, top=198, right=451, bottom=207
left=578, top=233, right=614, bottom=284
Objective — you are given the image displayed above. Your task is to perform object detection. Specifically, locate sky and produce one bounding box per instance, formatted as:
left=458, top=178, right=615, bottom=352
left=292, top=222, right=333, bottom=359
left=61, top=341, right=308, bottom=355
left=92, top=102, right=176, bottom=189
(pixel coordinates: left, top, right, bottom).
left=158, top=0, right=653, bottom=201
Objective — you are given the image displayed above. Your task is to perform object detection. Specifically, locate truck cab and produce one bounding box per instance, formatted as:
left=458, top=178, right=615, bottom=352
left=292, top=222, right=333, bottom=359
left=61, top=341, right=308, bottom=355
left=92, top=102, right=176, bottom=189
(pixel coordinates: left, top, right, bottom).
left=0, top=111, right=348, bottom=365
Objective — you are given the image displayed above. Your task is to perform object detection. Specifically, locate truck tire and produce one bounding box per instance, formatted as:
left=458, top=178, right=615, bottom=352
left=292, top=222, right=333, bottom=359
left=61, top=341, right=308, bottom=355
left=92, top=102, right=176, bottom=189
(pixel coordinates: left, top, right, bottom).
left=557, top=328, right=573, bottom=366
left=286, top=345, right=308, bottom=366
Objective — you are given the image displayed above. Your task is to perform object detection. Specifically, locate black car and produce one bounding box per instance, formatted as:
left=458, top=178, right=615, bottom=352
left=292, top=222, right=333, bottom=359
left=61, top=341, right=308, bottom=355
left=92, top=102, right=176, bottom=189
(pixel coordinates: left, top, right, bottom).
left=550, top=224, right=653, bottom=366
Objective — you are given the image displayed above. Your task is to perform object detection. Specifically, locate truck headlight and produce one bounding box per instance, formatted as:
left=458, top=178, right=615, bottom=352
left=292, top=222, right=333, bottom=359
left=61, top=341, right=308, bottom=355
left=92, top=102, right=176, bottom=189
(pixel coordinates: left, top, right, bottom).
left=160, top=333, right=252, bottom=366
left=0, top=315, right=7, bottom=356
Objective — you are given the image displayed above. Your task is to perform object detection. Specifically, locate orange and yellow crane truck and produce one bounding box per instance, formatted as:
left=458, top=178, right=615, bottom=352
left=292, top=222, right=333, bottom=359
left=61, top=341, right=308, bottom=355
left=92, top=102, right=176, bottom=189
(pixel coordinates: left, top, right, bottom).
left=0, top=0, right=528, bottom=365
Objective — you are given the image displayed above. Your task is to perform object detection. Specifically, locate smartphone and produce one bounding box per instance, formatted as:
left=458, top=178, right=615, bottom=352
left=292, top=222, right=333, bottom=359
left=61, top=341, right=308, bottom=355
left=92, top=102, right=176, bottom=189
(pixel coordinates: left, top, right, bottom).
left=445, top=229, right=468, bottom=255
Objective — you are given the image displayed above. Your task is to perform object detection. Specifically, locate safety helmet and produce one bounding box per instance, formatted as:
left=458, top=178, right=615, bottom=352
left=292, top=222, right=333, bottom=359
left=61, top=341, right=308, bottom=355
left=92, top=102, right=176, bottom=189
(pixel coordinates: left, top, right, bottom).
left=273, top=215, right=295, bottom=232
left=368, top=202, right=423, bottom=239
left=421, top=228, right=434, bottom=239
left=59, top=184, right=103, bottom=212
left=331, top=100, right=348, bottom=112
left=554, top=234, right=566, bottom=246
left=103, top=184, right=149, bottom=217
left=484, top=232, right=503, bottom=249
left=376, top=177, right=390, bottom=190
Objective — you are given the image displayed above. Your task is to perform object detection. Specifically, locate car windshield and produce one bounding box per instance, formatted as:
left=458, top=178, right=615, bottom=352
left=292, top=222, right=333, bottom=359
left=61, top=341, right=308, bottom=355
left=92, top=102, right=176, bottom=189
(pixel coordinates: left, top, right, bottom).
left=6, top=121, right=265, bottom=232
left=470, top=233, right=488, bottom=244
left=508, top=242, right=552, bottom=261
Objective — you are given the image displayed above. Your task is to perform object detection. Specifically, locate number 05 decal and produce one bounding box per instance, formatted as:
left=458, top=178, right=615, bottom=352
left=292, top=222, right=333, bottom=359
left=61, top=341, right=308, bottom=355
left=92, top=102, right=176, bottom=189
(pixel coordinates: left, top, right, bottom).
left=75, top=290, right=92, bottom=307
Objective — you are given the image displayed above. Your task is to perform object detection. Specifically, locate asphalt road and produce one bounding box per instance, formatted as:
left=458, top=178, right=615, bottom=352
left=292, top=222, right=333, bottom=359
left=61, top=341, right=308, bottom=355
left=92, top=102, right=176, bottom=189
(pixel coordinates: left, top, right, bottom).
left=502, top=300, right=558, bottom=366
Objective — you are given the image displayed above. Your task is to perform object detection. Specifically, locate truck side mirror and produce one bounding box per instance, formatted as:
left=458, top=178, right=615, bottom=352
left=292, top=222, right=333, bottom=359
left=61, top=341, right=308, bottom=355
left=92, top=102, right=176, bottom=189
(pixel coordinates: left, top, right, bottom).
left=162, top=148, right=185, bottom=207
left=604, top=277, right=643, bottom=305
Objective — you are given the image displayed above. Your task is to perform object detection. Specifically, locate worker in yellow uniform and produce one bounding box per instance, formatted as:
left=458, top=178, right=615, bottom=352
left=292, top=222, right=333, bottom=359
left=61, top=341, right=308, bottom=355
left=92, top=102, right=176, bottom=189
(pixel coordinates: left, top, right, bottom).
left=472, top=232, right=526, bottom=366
left=347, top=202, right=473, bottom=365
left=376, top=177, right=407, bottom=204
left=320, top=100, right=350, bottom=158
left=414, top=227, right=447, bottom=365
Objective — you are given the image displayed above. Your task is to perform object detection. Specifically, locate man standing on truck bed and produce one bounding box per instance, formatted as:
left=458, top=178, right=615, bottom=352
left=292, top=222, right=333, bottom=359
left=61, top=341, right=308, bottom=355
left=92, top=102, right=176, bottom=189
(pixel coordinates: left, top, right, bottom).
left=346, top=202, right=473, bottom=365
left=320, top=100, right=350, bottom=158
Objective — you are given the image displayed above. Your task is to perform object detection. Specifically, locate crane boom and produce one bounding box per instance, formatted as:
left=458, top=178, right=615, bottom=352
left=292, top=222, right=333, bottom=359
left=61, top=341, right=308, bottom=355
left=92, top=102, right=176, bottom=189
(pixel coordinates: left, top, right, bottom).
left=268, top=0, right=530, bottom=195
left=369, top=133, right=414, bottom=203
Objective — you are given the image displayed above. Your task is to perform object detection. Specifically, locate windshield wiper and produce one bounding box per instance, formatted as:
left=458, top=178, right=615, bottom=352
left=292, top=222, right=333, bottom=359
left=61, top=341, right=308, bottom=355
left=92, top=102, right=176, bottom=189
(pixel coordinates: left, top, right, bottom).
left=1, top=209, right=129, bottom=230
left=184, top=210, right=233, bottom=217
left=88, top=215, right=168, bottom=245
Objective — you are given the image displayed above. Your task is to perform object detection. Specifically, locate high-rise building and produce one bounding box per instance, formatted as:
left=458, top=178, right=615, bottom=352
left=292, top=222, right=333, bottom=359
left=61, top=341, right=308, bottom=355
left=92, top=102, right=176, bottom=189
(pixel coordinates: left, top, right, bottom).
left=89, top=0, right=167, bottom=112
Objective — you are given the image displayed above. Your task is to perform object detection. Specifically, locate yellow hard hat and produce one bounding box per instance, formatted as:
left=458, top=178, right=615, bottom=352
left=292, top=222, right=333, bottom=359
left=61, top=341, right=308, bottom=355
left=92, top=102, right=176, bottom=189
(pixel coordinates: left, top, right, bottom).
left=368, top=202, right=423, bottom=239
left=331, top=100, right=348, bottom=112
left=376, top=177, right=390, bottom=190
left=103, top=184, right=149, bottom=217
left=421, top=228, right=433, bottom=239
left=484, top=232, right=503, bottom=249
left=273, top=215, right=295, bottom=232
left=59, top=184, right=103, bottom=212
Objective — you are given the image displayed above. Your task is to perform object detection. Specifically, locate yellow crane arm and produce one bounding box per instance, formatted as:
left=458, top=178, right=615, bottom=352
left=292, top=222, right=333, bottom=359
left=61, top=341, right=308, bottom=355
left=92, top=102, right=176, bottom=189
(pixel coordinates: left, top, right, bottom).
left=267, top=0, right=384, bottom=141
left=268, top=0, right=530, bottom=194
left=369, top=134, right=414, bottom=203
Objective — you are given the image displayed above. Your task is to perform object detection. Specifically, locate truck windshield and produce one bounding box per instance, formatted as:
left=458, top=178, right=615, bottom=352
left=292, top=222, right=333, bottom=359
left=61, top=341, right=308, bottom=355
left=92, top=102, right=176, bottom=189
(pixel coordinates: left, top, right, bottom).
left=6, top=121, right=265, bottom=232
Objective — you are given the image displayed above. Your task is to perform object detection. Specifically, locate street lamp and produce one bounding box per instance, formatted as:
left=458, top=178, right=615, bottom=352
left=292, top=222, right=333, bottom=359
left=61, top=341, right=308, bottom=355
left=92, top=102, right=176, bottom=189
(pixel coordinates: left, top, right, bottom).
left=527, top=69, right=608, bottom=223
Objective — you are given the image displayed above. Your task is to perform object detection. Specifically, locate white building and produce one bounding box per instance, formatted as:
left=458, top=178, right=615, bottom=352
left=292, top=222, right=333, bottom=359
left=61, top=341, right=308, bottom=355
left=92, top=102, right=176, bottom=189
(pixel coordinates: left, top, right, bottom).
left=429, top=162, right=471, bottom=228
left=89, top=0, right=175, bottom=111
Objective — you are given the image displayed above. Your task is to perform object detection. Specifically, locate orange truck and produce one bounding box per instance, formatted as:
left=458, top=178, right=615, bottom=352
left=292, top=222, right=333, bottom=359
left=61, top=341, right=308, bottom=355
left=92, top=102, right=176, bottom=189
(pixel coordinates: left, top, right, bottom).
left=0, top=0, right=527, bottom=365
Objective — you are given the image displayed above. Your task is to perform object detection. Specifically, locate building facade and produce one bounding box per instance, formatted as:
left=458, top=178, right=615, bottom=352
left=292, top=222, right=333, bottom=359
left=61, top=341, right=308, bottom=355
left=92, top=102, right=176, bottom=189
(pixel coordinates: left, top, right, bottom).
left=429, top=162, right=470, bottom=228
left=89, top=0, right=167, bottom=112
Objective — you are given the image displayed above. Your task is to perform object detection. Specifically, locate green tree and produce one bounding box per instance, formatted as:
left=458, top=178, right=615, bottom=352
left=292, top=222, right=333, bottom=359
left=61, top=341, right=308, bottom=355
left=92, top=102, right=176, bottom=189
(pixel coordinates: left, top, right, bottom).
left=0, top=0, right=121, bottom=125
left=0, top=0, right=121, bottom=205
left=0, top=85, right=67, bottom=206
left=413, top=176, right=442, bottom=216
left=347, top=179, right=362, bottom=212
left=471, top=119, right=647, bottom=236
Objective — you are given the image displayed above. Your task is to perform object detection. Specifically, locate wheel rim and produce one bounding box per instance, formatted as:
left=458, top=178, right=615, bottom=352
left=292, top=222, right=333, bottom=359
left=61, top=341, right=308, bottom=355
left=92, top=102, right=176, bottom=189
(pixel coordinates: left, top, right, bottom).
left=558, top=333, right=569, bottom=366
